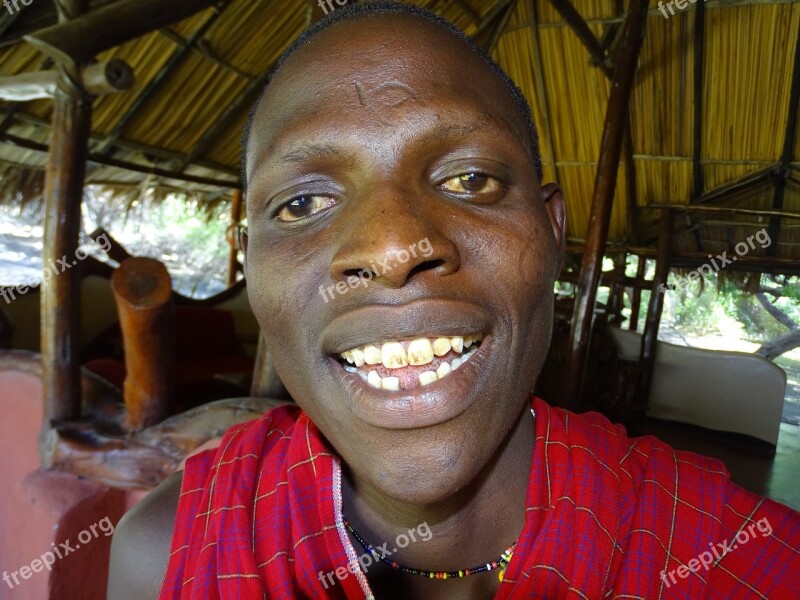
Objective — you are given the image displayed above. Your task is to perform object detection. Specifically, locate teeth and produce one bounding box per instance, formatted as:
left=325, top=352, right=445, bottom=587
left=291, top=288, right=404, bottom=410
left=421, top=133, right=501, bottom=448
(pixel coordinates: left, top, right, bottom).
left=351, top=348, right=365, bottom=367
left=436, top=362, right=451, bottom=379
left=432, top=337, right=451, bottom=357
left=450, top=336, right=463, bottom=353
left=381, top=342, right=408, bottom=369
left=344, top=365, right=358, bottom=373
left=419, top=371, right=437, bottom=386
left=364, top=345, right=381, bottom=365
left=367, top=370, right=382, bottom=389
left=451, top=357, right=462, bottom=370
left=343, top=351, right=354, bottom=364
left=381, top=376, right=400, bottom=391
left=407, top=338, right=434, bottom=366
left=464, top=336, right=473, bottom=348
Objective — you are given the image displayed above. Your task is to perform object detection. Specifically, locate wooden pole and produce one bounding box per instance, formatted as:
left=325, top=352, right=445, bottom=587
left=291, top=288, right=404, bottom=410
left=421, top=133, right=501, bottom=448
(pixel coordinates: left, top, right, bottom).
left=41, top=0, right=90, bottom=425
left=24, top=0, right=220, bottom=63
left=562, top=0, right=650, bottom=409
left=0, top=59, right=133, bottom=102
left=628, top=255, right=647, bottom=331
left=112, top=258, right=175, bottom=430
left=637, top=209, right=672, bottom=409
left=227, top=189, right=242, bottom=287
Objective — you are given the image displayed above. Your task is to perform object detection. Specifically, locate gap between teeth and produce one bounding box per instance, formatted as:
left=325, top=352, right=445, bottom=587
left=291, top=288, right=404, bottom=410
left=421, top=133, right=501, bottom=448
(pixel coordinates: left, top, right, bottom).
left=340, top=336, right=481, bottom=389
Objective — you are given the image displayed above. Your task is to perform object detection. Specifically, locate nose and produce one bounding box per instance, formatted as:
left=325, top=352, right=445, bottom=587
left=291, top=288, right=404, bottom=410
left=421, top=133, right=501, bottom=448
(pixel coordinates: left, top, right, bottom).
left=329, top=183, right=460, bottom=289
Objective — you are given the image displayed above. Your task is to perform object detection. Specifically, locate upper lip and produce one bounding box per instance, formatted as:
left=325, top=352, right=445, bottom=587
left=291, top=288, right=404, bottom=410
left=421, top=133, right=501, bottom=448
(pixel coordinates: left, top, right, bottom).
left=320, top=298, right=492, bottom=355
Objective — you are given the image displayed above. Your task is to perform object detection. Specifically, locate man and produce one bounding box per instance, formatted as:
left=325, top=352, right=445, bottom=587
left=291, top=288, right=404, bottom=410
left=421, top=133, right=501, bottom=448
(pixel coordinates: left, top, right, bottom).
left=108, top=3, right=800, bottom=599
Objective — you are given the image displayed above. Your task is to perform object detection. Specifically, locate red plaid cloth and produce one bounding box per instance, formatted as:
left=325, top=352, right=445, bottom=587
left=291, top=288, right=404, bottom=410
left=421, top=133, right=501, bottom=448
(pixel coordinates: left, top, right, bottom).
left=160, top=398, right=800, bottom=598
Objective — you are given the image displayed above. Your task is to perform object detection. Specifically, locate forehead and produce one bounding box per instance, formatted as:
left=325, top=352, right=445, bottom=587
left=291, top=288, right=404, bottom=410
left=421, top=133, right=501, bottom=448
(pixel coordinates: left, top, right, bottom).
left=246, top=13, right=528, bottom=179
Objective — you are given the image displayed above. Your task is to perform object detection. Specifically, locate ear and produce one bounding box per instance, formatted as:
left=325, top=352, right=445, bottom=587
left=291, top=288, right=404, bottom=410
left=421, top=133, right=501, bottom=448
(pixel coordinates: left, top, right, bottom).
left=239, top=226, right=249, bottom=273
left=541, top=183, right=566, bottom=274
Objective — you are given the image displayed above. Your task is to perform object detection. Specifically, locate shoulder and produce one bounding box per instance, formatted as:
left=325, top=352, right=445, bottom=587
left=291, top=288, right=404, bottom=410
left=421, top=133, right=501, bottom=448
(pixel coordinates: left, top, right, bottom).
left=108, top=470, right=183, bottom=600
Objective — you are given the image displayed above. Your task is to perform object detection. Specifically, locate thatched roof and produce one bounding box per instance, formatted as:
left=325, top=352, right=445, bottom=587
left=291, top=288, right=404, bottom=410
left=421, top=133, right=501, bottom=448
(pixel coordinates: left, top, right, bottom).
left=0, top=0, right=798, bottom=262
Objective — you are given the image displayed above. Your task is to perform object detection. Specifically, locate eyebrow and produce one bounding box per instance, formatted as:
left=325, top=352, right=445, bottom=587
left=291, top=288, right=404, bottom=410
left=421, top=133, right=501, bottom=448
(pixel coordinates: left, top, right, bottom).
left=280, top=143, right=344, bottom=163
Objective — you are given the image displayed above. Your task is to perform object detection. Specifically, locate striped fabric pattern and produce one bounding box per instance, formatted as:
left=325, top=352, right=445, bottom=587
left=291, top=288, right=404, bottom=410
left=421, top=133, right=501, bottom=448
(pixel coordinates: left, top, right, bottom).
left=160, top=398, right=800, bottom=599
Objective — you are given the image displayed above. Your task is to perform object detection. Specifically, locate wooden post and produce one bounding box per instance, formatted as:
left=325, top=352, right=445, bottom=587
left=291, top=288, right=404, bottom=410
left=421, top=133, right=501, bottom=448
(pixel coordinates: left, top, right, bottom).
left=227, top=189, right=242, bottom=287
left=637, top=209, right=672, bottom=409
left=561, top=0, right=650, bottom=410
left=41, top=0, right=90, bottom=425
left=112, top=258, right=175, bottom=430
left=0, top=59, right=133, bottom=102
left=628, top=254, right=647, bottom=331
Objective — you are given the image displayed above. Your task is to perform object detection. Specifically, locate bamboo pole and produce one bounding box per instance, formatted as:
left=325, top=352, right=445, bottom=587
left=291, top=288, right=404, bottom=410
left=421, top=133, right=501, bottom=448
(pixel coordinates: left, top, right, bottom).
left=0, top=59, right=133, bottom=102
left=40, top=0, right=90, bottom=425
left=562, top=0, right=650, bottom=410
left=628, top=255, right=647, bottom=331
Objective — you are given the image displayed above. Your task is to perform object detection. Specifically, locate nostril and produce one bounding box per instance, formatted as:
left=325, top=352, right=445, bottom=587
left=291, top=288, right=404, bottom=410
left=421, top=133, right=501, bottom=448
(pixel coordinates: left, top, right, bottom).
left=408, top=259, right=446, bottom=278
left=343, top=268, right=375, bottom=280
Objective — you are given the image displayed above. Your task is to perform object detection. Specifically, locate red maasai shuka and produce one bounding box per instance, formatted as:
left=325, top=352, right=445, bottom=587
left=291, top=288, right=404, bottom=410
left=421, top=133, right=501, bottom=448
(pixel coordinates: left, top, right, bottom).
left=160, top=398, right=800, bottom=599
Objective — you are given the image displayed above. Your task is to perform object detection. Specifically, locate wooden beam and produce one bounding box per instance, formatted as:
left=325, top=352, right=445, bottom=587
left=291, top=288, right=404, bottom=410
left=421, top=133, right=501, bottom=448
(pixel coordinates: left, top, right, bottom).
left=24, top=0, right=221, bottom=63
left=482, top=0, right=517, bottom=55
left=563, top=0, right=650, bottom=410
left=548, top=0, right=613, bottom=75
left=767, top=20, right=800, bottom=256
left=11, top=110, right=238, bottom=178
left=179, top=69, right=272, bottom=172
left=41, top=0, right=90, bottom=425
left=649, top=203, right=800, bottom=220
left=1, top=132, right=239, bottom=188
left=637, top=208, right=672, bottom=410
left=0, top=59, right=133, bottom=101
left=95, top=5, right=227, bottom=155
left=453, top=0, right=481, bottom=25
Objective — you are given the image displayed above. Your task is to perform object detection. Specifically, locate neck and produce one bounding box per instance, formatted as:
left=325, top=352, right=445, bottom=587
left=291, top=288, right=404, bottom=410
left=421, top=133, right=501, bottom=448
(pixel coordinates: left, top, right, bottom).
left=341, top=402, right=535, bottom=572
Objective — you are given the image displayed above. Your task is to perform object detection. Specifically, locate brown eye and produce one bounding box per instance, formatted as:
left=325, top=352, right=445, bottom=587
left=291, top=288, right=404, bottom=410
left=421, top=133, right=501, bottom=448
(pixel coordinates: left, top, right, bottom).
left=440, top=173, right=500, bottom=194
left=276, top=195, right=337, bottom=222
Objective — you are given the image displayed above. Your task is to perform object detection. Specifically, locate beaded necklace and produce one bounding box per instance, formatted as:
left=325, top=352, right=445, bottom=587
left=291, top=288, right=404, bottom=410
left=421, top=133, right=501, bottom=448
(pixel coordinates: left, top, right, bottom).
left=343, top=519, right=516, bottom=582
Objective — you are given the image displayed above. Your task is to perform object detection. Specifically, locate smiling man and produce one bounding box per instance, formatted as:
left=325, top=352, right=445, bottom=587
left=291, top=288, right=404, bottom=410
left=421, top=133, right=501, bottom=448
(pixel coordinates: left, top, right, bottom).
left=108, top=3, right=800, bottom=599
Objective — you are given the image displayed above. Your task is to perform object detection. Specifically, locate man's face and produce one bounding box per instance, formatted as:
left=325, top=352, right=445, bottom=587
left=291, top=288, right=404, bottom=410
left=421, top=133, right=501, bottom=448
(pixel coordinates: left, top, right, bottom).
left=243, top=14, right=565, bottom=505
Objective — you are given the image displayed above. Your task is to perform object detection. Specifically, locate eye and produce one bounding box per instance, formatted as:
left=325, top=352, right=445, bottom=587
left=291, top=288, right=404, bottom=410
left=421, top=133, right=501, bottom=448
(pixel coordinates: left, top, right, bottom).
left=275, top=195, right=337, bottom=222
left=440, top=173, right=502, bottom=194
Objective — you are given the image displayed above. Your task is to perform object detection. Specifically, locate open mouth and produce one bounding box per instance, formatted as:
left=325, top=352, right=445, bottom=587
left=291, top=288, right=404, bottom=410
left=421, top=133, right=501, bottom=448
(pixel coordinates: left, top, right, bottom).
left=336, top=334, right=484, bottom=391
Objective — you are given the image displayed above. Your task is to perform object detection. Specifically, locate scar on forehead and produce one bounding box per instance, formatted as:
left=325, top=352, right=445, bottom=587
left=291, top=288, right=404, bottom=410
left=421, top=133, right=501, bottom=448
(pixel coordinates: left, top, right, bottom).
left=354, top=80, right=419, bottom=108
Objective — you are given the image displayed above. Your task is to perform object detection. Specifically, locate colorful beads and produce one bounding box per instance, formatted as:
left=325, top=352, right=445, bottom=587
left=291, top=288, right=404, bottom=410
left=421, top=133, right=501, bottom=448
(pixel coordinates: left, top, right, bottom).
left=342, top=518, right=515, bottom=580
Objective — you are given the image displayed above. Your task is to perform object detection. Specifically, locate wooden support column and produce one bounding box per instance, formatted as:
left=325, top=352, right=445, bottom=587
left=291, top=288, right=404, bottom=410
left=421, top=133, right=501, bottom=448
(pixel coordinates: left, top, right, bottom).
left=628, top=254, right=647, bottom=331
left=637, top=208, right=672, bottom=409
left=562, top=0, right=650, bottom=410
left=41, top=0, right=90, bottom=425
left=227, top=189, right=243, bottom=287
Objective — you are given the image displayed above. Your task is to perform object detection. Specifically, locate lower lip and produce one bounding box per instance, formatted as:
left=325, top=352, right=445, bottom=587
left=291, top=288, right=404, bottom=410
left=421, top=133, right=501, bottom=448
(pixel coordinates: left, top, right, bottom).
left=328, top=340, right=489, bottom=430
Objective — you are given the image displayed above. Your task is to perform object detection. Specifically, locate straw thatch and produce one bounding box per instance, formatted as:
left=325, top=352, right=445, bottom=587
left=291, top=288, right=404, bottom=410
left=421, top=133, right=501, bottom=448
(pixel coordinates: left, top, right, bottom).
left=0, top=0, right=798, bottom=263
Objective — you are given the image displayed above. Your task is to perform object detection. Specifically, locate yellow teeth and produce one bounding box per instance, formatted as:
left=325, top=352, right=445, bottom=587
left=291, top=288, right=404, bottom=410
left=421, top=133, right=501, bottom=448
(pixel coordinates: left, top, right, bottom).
left=340, top=335, right=482, bottom=368
left=363, top=345, right=381, bottom=365
left=381, top=377, right=400, bottom=391
left=418, top=371, right=438, bottom=386
left=407, top=338, right=434, bottom=365
left=381, top=342, right=408, bottom=369
left=432, top=337, right=451, bottom=356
